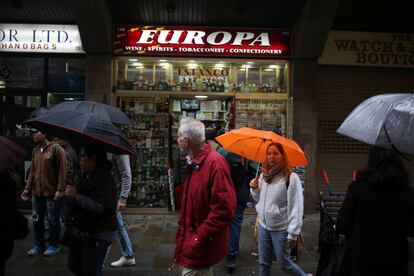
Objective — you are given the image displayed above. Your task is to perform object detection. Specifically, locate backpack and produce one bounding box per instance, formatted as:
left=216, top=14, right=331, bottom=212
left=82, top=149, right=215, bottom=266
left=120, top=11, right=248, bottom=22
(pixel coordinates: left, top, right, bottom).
left=222, top=150, right=251, bottom=204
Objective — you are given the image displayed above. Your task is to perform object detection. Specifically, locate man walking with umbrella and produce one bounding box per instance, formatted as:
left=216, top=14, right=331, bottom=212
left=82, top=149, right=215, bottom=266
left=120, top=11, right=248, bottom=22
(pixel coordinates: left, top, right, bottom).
left=21, top=130, right=67, bottom=256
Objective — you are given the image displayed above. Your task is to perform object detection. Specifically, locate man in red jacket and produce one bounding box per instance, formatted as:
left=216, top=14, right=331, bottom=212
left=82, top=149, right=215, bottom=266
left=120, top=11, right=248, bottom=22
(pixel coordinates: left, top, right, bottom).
left=174, top=117, right=236, bottom=275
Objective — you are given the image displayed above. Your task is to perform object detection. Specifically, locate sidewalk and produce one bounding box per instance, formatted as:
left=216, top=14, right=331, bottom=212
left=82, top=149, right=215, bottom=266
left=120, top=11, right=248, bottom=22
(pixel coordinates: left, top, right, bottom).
left=6, top=210, right=321, bottom=275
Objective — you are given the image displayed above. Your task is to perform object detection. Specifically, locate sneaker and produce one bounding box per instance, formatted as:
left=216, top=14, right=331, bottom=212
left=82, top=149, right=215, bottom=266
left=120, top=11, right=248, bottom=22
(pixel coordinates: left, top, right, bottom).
left=110, top=256, right=136, bottom=267
left=43, top=245, right=61, bottom=256
left=226, top=260, right=237, bottom=273
left=27, top=244, right=44, bottom=256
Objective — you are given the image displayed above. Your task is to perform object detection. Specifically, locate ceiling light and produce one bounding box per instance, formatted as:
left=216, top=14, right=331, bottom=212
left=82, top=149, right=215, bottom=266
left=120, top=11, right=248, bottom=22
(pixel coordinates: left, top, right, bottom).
left=264, top=68, right=274, bottom=72
left=159, top=63, right=170, bottom=67
left=195, top=95, right=208, bottom=99
left=131, top=62, right=143, bottom=66
left=189, top=60, right=196, bottom=62
left=159, top=59, right=167, bottom=62
left=246, top=61, right=254, bottom=64
left=129, top=59, right=138, bottom=62
left=269, top=65, right=278, bottom=69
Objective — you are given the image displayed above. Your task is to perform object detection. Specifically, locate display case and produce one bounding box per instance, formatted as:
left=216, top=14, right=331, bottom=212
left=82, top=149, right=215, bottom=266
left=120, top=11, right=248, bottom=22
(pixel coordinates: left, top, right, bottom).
left=119, top=97, right=170, bottom=207
left=114, top=58, right=289, bottom=94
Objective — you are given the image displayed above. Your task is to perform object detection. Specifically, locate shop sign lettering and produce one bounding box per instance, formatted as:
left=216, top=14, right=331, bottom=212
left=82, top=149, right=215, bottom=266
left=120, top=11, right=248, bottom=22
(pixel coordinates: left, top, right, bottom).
left=114, top=25, right=291, bottom=57
left=177, top=68, right=229, bottom=77
left=319, top=31, right=414, bottom=68
left=0, top=24, right=84, bottom=53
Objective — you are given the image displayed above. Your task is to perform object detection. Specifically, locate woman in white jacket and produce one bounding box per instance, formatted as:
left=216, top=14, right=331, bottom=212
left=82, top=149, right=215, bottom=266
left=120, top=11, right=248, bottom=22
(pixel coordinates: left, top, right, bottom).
left=250, top=143, right=311, bottom=276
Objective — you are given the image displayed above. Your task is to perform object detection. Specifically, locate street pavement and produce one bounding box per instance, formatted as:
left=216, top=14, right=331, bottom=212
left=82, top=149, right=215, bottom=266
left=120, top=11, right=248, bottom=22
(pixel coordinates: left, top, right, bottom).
left=5, top=210, right=414, bottom=275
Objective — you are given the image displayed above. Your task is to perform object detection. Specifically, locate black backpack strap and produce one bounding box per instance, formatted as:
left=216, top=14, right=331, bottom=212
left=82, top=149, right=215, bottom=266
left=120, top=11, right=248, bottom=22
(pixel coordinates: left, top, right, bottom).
left=286, top=173, right=291, bottom=190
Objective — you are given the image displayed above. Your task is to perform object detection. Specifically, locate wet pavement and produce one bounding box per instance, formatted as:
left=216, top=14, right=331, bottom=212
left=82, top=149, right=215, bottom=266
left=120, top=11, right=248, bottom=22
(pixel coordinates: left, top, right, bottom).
left=5, top=210, right=414, bottom=275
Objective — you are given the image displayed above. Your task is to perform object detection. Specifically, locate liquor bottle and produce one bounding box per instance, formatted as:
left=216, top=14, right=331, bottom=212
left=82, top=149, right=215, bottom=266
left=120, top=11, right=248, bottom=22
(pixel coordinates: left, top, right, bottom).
left=143, top=80, right=148, bottom=90
left=202, top=77, right=207, bottom=91
left=196, top=77, right=203, bottom=91
left=252, top=83, right=257, bottom=92
left=181, top=78, right=187, bottom=91
left=172, top=79, right=177, bottom=91
left=206, top=77, right=212, bottom=92
left=158, top=78, right=164, bottom=91
left=148, top=80, right=154, bottom=91
left=240, top=81, right=245, bottom=92
left=192, top=77, right=197, bottom=91
left=138, top=75, right=143, bottom=89
left=211, top=78, right=216, bottom=92
left=219, top=79, right=225, bottom=92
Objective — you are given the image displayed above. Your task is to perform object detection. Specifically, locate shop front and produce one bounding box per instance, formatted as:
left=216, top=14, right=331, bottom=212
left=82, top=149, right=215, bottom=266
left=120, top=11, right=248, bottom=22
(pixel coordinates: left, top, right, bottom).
left=0, top=24, right=86, bottom=139
left=112, top=26, right=292, bottom=208
left=317, top=31, right=414, bottom=192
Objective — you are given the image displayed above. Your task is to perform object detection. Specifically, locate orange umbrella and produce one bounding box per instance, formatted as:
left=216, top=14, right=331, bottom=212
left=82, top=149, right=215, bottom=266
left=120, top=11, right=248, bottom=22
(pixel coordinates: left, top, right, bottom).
left=215, top=127, right=308, bottom=167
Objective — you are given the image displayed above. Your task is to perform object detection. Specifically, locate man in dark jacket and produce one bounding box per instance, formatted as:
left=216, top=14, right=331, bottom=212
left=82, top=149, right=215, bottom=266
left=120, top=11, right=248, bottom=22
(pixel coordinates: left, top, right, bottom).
left=174, top=117, right=236, bottom=275
left=217, top=147, right=255, bottom=273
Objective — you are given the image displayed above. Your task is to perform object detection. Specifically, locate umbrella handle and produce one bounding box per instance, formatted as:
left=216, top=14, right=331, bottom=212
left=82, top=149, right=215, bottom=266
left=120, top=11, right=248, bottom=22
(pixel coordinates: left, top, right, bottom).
left=323, top=170, right=330, bottom=185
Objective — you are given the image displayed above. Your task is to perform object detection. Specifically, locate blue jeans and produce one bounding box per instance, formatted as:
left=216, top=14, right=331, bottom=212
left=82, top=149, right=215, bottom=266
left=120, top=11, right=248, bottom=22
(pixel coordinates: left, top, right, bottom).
left=116, top=211, right=134, bottom=258
left=68, top=237, right=111, bottom=276
left=258, top=225, right=307, bottom=276
left=227, top=203, right=246, bottom=262
left=32, top=196, right=62, bottom=247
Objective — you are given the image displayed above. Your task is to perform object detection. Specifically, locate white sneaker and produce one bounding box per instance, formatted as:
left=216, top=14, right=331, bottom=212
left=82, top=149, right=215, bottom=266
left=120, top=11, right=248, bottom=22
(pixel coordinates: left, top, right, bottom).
left=110, top=256, right=136, bottom=267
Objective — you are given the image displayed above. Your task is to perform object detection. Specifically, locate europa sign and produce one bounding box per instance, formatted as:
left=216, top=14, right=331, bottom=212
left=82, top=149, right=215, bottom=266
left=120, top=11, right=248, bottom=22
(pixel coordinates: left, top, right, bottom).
left=0, top=24, right=84, bottom=53
left=114, top=26, right=291, bottom=57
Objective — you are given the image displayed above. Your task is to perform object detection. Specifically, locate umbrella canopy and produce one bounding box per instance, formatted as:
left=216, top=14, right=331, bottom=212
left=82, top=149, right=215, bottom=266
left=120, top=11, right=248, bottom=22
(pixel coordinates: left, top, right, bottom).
left=337, top=93, right=414, bottom=155
left=25, top=111, right=137, bottom=156
left=215, top=127, right=308, bottom=167
left=47, top=100, right=131, bottom=125
left=0, top=136, right=27, bottom=171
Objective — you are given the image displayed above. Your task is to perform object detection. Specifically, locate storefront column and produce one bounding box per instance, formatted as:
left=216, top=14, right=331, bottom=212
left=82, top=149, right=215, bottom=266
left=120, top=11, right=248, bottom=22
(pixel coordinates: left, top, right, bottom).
left=84, top=54, right=113, bottom=103
left=292, top=59, right=318, bottom=214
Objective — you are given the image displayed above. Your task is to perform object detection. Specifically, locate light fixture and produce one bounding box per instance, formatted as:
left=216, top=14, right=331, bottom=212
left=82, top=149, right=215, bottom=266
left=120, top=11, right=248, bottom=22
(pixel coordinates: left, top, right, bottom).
left=246, top=61, right=254, bottom=64
left=64, top=98, right=75, bottom=101
left=159, top=59, right=167, bottom=62
left=129, top=59, right=138, bottom=62
left=189, top=60, right=196, bottom=62
left=264, top=68, right=274, bottom=72
left=159, top=63, right=170, bottom=67
left=131, top=62, right=143, bottom=66
left=269, top=65, right=278, bottom=69
left=214, top=63, right=225, bottom=68
left=195, top=95, right=208, bottom=99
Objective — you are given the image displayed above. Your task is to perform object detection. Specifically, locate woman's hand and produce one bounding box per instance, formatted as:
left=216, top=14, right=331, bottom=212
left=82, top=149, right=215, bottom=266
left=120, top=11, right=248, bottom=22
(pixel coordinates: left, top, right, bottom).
left=65, top=185, right=78, bottom=200
left=250, top=177, right=259, bottom=189
left=288, top=238, right=297, bottom=249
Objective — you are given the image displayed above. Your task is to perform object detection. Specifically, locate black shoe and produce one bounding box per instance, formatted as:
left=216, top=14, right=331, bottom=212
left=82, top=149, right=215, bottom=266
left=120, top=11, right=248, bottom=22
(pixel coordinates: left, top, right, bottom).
left=226, top=261, right=237, bottom=274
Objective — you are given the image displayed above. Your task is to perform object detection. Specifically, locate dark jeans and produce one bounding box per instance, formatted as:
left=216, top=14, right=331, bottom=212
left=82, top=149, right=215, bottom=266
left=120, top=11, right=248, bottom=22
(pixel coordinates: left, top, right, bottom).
left=68, top=237, right=112, bottom=276
left=227, top=202, right=246, bottom=262
left=32, top=196, right=62, bottom=247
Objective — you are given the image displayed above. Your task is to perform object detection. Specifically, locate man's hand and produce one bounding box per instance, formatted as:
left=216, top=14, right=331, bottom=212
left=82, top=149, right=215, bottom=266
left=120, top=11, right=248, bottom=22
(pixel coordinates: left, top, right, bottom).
left=117, top=201, right=126, bottom=211
left=288, top=238, right=297, bottom=249
left=54, top=190, right=65, bottom=200
left=21, top=189, right=30, bottom=201
left=65, top=185, right=78, bottom=200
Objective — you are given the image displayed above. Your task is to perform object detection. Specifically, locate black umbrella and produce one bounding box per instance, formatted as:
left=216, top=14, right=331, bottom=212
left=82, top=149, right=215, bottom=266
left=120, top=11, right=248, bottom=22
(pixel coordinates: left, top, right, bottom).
left=47, top=100, right=131, bottom=125
left=25, top=111, right=137, bottom=156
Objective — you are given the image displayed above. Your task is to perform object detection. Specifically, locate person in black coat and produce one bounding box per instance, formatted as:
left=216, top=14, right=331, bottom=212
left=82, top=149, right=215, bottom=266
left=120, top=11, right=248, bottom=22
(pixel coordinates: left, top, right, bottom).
left=64, top=143, right=118, bottom=276
left=0, top=167, right=28, bottom=276
left=337, top=146, right=414, bottom=276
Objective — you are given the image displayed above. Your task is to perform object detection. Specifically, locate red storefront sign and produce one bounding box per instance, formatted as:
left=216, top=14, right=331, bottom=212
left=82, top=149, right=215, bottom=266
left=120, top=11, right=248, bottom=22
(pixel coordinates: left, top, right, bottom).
left=114, top=26, right=291, bottom=58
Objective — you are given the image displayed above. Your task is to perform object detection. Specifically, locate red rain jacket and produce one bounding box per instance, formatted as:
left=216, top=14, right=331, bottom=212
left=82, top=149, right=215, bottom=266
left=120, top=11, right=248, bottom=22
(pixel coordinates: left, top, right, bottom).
left=174, top=143, right=236, bottom=269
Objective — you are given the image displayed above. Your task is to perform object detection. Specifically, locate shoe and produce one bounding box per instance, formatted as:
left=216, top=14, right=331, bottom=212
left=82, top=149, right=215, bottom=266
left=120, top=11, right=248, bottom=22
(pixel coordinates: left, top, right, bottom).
left=27, top=244, right=44, bottom=256
left=226, top=260, right=237, bottom=273
left=110, top=256, right=136, bottom=267
left=43, top=245, right=61, bottom=256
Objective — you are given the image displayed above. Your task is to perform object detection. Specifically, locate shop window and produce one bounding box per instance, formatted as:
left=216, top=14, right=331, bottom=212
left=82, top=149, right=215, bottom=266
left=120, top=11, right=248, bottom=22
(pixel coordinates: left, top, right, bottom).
left=114, top=58, right=289, bottom=94
left=0, top=57, right=44, bottom=89
left=48, top=58, right=85, bottom=91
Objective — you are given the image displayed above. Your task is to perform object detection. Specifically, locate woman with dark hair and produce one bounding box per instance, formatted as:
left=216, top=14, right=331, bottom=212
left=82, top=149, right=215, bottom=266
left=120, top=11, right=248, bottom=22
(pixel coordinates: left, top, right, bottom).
left=337, top=146, right=414, bottom=276
left=250, top=143, right=311, bottom=276
left=64, top=143, right=118, bottom=276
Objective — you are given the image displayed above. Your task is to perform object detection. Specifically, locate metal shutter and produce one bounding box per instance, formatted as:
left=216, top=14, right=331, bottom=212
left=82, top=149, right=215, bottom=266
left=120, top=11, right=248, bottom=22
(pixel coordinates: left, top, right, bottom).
left=317, top=65, right=414, bottom=193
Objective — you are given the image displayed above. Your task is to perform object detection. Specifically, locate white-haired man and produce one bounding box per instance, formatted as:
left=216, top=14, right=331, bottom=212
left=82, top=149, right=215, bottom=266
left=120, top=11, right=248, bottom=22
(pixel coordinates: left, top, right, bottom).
left=173, top=117, right=236, bottom=275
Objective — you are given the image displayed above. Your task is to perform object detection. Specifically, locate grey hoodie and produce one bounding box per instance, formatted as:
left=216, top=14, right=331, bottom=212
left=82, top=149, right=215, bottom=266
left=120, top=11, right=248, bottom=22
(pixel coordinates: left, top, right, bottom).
left=250, top=172, right=304, bottom=240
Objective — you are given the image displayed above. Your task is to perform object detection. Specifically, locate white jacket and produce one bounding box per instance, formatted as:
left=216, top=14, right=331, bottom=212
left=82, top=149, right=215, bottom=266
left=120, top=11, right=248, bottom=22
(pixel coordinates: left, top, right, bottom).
left=250, top=172, right=304, bottom=240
